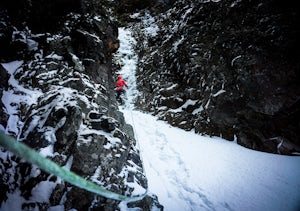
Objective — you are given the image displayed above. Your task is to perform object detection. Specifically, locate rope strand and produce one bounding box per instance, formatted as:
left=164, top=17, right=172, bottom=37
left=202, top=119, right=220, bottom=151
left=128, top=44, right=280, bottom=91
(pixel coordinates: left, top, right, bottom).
left=0, top=131, right=147, bottom=202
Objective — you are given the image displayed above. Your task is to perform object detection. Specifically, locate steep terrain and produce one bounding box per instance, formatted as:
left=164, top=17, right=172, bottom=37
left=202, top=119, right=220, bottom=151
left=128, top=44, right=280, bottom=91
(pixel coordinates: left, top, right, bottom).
left=0, top=0, right=161, bottom=210
left=132, top=0, right=300, bottom=155
left=1, top=0, right=300, bottom=209
left=116, top=26, right=300, bottom=211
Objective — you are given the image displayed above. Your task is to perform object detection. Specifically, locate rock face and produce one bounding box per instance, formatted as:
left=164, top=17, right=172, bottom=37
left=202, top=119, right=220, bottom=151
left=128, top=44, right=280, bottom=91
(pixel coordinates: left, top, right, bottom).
left=132, top=0, right=300, bottom=155
left=0, top=0, right=162, bottom=210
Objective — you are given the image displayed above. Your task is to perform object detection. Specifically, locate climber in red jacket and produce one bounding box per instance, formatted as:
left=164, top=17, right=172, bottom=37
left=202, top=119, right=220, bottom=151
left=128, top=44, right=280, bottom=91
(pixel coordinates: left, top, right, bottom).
left=115, top=75, right=128, bottom=104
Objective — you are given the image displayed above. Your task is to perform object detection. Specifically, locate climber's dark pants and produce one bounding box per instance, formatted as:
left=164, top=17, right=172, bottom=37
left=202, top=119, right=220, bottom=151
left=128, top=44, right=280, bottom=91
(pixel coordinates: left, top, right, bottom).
left=116, top=89, right=125, bottom=103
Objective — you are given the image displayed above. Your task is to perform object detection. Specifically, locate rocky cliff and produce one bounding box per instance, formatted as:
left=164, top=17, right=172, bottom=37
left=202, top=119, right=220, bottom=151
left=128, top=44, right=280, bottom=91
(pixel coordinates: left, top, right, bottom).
left=0, top=0, right=161, bottom=210
left=132, top=0, right=300, bottom=155
left=1, top=0, right=300, bottom=209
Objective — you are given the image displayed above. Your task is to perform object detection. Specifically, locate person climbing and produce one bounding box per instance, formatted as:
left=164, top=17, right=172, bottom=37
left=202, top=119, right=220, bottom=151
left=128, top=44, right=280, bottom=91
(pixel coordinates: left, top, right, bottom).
left=115, top=75, right=128, bottom=104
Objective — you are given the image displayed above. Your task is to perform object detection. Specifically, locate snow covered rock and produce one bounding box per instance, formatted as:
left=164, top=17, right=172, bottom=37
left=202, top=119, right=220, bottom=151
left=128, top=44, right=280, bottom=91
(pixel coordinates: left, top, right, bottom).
left=132, top=0, right=300, bottom=155
left=0, top=1, right=162, bottom=210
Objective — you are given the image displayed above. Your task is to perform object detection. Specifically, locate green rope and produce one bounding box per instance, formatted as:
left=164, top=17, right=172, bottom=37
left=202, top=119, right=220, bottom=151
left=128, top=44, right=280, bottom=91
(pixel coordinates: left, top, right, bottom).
left=0, top=131, right=147, bottom=202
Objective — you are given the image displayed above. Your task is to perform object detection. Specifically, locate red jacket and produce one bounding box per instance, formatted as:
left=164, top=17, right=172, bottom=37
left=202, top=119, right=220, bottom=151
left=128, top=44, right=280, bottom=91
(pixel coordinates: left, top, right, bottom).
left=116, top=76, right=128, bottom=91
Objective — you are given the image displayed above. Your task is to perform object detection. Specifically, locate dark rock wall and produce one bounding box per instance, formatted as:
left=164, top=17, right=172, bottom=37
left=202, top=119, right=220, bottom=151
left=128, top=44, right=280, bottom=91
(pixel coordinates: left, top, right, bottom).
left=115, top=0, right=155, bottom=13
left=1, top=0, right=81, bottom=32
left=0, top=0, right=161, bottom=210
left=133, top=0, right=300, bottom=155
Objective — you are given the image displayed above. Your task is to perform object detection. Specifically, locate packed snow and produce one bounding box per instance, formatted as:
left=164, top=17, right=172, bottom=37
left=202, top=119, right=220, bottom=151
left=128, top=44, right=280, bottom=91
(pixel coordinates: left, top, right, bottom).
left=116, top=26, right=300, bottom=211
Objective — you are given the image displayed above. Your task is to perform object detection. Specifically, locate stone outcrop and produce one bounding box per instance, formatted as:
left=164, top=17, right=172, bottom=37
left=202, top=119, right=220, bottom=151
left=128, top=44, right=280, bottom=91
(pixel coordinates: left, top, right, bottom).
left=132, top=0, right=300, bottom=155
left=0, top=0, right=162, bottom=210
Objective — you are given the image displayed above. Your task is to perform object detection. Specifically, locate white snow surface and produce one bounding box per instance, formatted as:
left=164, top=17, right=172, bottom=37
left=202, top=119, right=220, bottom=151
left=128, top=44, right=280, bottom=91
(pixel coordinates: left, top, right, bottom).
left=0, top=19, right=299, bottom=211
left=1, top=60, right=43, bottom=135
left=122, top=109, right=300, bottom=211
left=116, top=25, right=300, bottom=211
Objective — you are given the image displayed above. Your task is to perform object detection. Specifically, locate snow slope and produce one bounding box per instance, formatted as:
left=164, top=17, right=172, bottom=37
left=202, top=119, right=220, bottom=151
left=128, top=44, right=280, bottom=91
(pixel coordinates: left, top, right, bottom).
left=122, top=109, right=300, bottom=211
left=1, top=18, right=299, bottom=211
left=116, top=26, right=300, bottom=211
